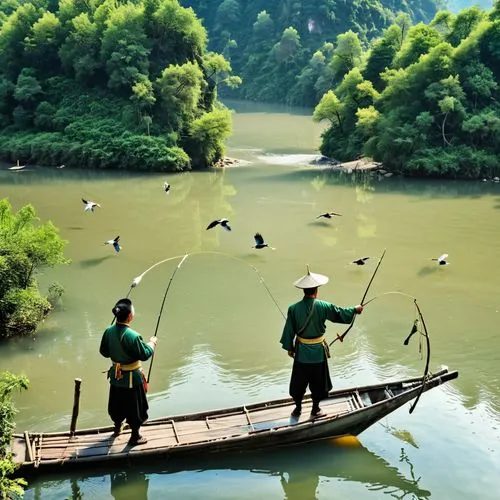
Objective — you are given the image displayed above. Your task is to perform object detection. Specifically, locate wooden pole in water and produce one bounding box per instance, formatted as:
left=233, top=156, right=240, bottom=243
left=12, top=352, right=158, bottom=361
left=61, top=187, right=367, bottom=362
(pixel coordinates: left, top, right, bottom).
left=70, top=378, right=82, bottom=436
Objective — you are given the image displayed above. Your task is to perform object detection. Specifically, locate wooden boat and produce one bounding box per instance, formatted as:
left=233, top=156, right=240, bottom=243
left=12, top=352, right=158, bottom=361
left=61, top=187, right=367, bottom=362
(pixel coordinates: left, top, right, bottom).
left=11, top=367, right=457, bottom=476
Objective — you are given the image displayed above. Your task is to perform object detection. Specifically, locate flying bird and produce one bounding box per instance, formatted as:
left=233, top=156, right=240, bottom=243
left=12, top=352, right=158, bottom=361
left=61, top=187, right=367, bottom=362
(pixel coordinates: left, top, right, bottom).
left=104, top=236, right=121, bottom=253
left=206, top=219, right=231, bottom=231
left=82, top=198, right=101, bottom=213
left=432, top=253, right=449, bottom=265
left=316, top=212, right=342, bottom=219
left=352, top=257, right=370, bottom=265
left=9, top=160, right=26, bottom=171
left=57, top=164, right=66, bottom=169
left=164, top=181, right=170, bottom=194
left=253, top=232, right=275, bottom=250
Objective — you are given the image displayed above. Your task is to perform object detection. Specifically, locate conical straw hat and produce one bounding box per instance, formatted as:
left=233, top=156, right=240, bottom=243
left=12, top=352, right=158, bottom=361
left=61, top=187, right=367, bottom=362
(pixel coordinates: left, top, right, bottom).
left=293, top=265, right=329, bottom=289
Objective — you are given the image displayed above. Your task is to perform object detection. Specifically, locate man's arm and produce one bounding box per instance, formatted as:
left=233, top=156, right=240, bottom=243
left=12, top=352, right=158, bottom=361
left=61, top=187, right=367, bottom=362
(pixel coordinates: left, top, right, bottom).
left=99, top=330, right=110, bottom=358
left=280, top=307, right=296, bottom=356
left=325, top=303, right=359, bottom=324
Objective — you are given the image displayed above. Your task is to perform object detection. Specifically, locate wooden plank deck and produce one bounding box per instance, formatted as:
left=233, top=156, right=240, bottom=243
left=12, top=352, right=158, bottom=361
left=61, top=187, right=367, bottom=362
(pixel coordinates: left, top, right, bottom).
left=15, top=394, right=358, bottom=467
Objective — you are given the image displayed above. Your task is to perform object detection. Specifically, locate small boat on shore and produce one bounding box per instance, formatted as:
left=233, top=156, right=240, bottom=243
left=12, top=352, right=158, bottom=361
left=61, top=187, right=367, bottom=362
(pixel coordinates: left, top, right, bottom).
left=11, top=367, right=457, bottom=476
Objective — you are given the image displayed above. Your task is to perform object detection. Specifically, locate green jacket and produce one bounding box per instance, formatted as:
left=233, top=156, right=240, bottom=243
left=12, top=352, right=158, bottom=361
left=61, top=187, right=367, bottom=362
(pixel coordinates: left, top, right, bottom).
left=280, top=297, right=356, bottom=363
left=99, top=323, right=154, bottom=388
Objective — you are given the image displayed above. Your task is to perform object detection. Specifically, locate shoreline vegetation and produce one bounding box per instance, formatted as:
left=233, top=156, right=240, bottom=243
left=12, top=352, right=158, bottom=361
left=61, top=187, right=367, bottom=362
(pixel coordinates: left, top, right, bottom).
left=0, top=0, right=240, bottom=172
left=0, top=0, right=498, bottom=178
left=0, top=199, right=69, bottom=339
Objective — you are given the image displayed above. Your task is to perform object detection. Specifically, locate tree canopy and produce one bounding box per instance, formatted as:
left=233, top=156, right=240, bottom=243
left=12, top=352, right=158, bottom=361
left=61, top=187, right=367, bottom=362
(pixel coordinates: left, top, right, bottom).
left=314, top=3, right=500, bottom=178
left=182, top=0, right=442, bottom=106
left=0, top=0, right=240, bottom=170
left=0, top=198, right=69, bottom=337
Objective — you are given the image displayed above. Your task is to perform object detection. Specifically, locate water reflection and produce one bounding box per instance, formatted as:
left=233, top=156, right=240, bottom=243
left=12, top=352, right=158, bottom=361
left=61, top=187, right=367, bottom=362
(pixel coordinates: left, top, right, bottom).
left=253, top=166, right=500, bottom=199
left=110, top=471, right=149, bottom=500
left=25, top=440, right=430, bottom=500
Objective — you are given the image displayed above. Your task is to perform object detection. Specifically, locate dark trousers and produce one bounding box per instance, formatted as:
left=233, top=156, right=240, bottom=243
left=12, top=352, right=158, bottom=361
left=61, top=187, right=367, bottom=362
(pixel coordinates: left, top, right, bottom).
left=289, top=359, right=333, bottom=405
left=108, top=384, right=149, bottom=431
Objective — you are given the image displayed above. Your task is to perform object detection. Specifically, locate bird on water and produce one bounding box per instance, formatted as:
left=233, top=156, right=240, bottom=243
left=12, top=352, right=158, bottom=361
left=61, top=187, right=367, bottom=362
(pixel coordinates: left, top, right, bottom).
left=253, top=233, right=275, bottom=250
left=206, top=219, right=231, bottom=231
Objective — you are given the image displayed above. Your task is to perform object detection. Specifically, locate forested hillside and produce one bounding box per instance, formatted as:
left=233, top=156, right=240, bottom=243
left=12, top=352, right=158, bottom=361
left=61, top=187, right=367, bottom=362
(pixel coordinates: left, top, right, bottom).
left=182, top=0, right=441, bottom=105
left=0, top=0, right=240, bottom=171
left=313, top=3, right=500, bottom=178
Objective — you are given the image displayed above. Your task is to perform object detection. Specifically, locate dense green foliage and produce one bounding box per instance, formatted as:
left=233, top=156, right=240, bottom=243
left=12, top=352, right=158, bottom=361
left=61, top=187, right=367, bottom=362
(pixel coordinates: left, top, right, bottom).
left=0, top=372, right=28, bottom=499
left=0, top=0, right=237, bottom=170
left=313, top=3, right=500, bottom=178
left=0, top=199, right=69, bottom=337
left=182, top=0, right=441, bottom=106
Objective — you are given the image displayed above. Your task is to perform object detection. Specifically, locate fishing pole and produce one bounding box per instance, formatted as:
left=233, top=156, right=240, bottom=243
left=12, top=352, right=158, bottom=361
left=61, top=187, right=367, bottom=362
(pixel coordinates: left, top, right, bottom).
left=147, top=253, right=189, bottom=383
left=408, top=299, right=431, bottom=414
left=352, top=290, right=432, bottom=414
left=329, top=248, right=386, bottom=347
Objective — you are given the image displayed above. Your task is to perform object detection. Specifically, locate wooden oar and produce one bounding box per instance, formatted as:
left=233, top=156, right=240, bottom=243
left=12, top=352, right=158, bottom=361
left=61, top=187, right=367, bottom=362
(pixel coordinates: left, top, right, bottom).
left=329, top=249, right=386, bottom=347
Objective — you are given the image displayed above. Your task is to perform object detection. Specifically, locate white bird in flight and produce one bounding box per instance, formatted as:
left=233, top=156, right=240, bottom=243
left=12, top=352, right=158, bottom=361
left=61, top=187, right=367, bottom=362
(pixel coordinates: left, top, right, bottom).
left=164, top=181, right=170, bottom=194
left=82, top=198, right=101, bottom=213
left=432, top=253, right=449, bottom=265
left=104, top=236, right=121, bottom=253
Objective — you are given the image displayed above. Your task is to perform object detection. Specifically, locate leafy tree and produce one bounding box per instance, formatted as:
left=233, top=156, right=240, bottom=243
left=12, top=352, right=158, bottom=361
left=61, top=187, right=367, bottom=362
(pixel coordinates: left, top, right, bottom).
left=395, top=23, right=442, bottom=67
left=100, top=3, right=151, bottom=90
left=0, top=199, right=69, bottom=337
left=58, top=13, right=101, bottom=82
left=329, top=30, right=362, bottom=84
left=186, top=106, right=232, bottom=166
left=0, top=372, right=29, bottom=500
left=156, top=61, right=204, bottom=131
left=446, top=6, right=485, bottom=46
left=313, top=90, right=344, bottom=132
left=24, top=10, right=62, bottom=73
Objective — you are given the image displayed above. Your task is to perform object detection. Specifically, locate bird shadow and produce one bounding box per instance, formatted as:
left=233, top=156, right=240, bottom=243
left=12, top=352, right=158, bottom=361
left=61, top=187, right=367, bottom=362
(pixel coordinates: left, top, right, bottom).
left=308, top=220, right=331, bottom=228
left=79, top=255, right=114, bottom=268
left=67, top=226, right=85, bottom=230
left=417, top=266, right=439, bottom=277
left=239, top=252, right=268, bottom=262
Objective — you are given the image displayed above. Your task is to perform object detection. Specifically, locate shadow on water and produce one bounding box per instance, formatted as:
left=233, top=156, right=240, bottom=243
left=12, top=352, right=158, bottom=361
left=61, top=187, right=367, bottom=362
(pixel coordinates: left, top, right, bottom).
left=252, top=168, right=500, bottom=200
left=308, top=220, right=332, bottom=228
left=27, top=440, right=431, bottom=500
left=79, top=255, right=114, bottom=268
left=417, top=266, right=440, bottom=277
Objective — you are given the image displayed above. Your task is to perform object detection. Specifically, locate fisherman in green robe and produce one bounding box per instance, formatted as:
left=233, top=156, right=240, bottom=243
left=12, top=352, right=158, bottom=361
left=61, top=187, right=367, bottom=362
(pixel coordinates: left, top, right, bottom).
left=280, top=267, right=363, bottom=418
left=100, top=298, right=157, bottom=446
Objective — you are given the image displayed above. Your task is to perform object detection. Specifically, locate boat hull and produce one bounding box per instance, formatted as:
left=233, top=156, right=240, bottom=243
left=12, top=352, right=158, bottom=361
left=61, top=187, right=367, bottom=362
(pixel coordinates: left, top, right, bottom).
left=11, top=368, right=458, bottom=475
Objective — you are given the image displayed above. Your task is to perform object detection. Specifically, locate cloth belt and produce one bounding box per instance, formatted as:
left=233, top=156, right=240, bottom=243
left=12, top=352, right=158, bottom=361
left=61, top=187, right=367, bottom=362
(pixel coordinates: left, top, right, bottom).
left=296, top=335, right=330, bottom=358
left=112, top=360, right=142, bottom=388
left=296, top=335, right=325, bottom=345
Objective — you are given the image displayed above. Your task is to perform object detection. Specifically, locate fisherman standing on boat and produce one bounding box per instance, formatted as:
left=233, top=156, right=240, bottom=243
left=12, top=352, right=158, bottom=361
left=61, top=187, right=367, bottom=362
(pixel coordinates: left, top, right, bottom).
left=280, top=267, right=363, bottom=418
left=100, top=298, right=157, bottom=446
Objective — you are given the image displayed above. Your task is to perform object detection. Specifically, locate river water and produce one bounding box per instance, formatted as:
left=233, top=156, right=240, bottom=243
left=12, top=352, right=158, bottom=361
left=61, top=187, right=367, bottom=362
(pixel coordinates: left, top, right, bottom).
left=1, top=100, right=499, bottom=499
